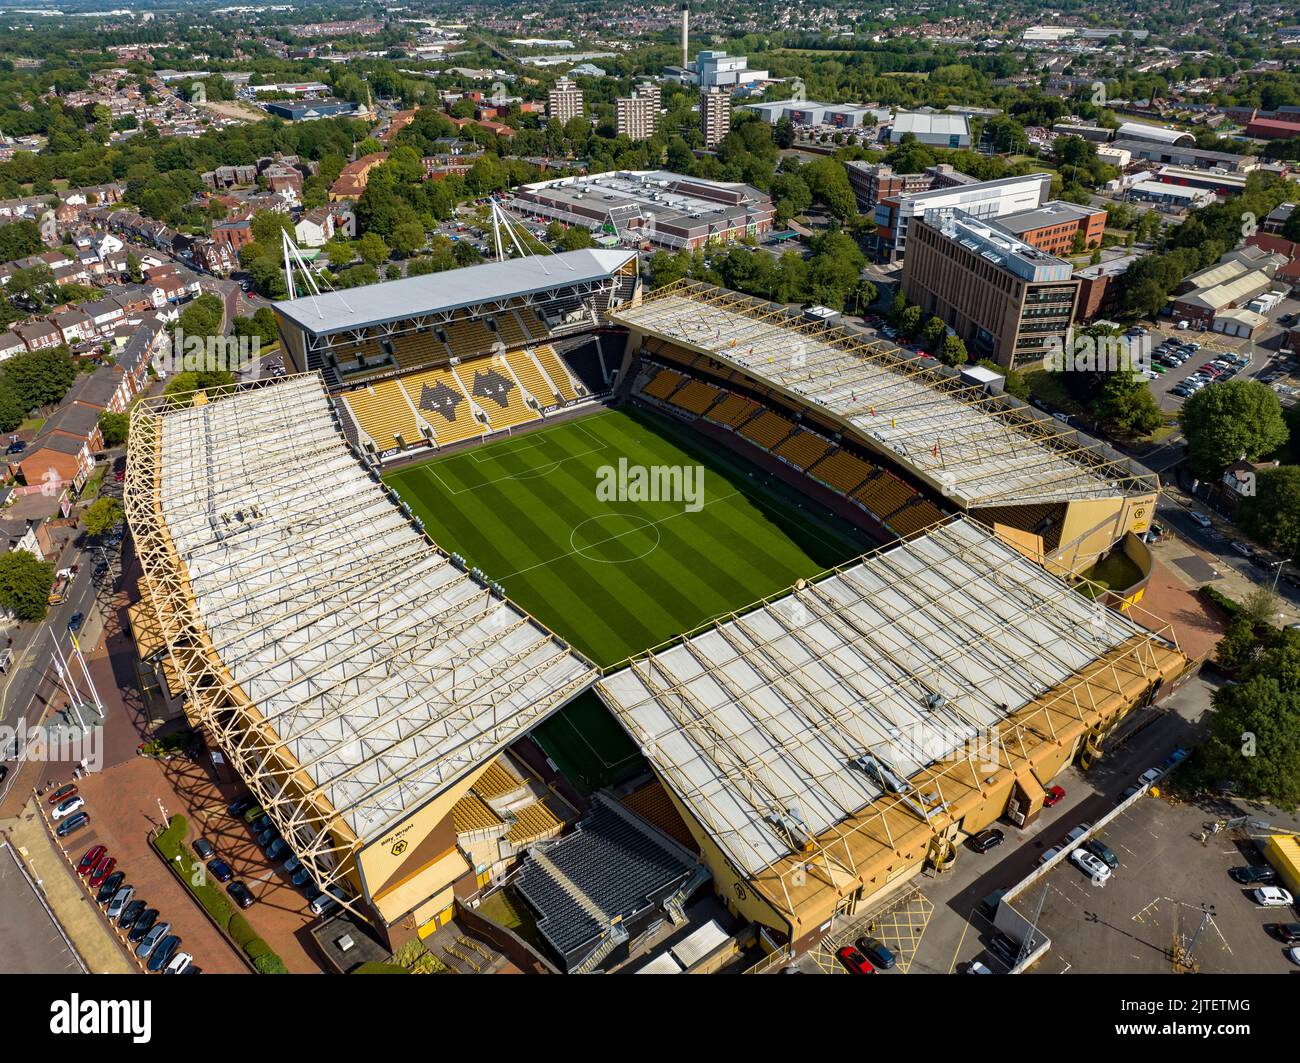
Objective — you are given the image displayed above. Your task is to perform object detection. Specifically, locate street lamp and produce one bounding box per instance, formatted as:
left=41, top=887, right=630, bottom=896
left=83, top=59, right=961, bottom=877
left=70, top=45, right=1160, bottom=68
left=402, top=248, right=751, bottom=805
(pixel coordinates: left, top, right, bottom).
left=1270, top=557, right=1293, bottom=595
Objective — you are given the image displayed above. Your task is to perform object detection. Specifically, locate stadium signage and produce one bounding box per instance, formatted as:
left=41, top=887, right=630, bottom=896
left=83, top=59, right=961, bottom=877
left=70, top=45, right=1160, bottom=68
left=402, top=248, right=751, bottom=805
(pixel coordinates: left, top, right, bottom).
left=596, top=458, right=704, bottom=513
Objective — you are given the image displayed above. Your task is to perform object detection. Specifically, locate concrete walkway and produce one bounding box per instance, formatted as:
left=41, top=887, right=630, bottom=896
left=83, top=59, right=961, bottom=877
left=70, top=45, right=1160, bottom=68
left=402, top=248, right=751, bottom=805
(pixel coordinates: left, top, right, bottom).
left=2, top=800, right=133, bottom=973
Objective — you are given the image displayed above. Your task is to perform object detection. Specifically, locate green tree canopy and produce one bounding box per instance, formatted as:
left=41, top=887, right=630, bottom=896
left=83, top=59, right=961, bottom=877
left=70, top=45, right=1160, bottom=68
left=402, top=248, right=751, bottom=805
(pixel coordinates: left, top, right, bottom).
left=1181, top=380, right=1289, bottom=477
left=82, top=496, right=123, bottom=537
left=0, top=550, right=54, bottom=622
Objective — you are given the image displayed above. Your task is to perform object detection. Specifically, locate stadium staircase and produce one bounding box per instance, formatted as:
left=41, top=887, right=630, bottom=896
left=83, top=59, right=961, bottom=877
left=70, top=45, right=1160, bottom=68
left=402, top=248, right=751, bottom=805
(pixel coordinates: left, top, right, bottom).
left=662, top=862, right=713, bottom=927
left=571, top=921, right=629, bottom=975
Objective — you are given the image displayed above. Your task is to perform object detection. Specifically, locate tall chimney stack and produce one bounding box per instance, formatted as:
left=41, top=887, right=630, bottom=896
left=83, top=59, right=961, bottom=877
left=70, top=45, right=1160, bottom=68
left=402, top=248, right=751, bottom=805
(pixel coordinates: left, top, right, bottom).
left=680, top=2, right=689, bottom=70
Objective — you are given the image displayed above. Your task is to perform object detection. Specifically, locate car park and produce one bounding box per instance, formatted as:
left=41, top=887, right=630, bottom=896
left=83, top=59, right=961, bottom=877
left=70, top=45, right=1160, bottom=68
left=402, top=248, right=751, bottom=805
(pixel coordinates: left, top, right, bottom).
left=1043, top=785, right=1065, bottom=808
left=970, top=828, right=1005, bottom=853
left=836, top=945, right=874, bottom=974
left=77, top=844, right=106, bottom=875
left=96, top=870, right=125, bottom=904
left=52, top=795, right=85, bottom=819
left=57, top=812, right=89, bottom=837
left=127, top=908, right=158, bottom=942
left=106, top=886, right=134, bottom=922
left=1253, top=886, right=1294, bottom=907
left=134, top=921, right=171, bottom=959
left=1070, top=847, right=1112, bottom=882
left=119, top=898, right=146, bottom=929
left=854, top=937, right=896, bottom=969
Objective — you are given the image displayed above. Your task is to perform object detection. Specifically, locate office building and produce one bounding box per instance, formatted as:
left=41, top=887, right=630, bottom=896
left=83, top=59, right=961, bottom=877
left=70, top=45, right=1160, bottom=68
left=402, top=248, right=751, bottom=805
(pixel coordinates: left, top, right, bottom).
left=901, top=209, right=1080, bottom=367
left=992, top=201, right=1108, bottom=257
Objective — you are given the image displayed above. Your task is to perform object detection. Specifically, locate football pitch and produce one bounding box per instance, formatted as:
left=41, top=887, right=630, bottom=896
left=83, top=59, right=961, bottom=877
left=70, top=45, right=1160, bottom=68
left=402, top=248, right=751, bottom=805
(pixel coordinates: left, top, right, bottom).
left=383, top=406, right=876, bottom=669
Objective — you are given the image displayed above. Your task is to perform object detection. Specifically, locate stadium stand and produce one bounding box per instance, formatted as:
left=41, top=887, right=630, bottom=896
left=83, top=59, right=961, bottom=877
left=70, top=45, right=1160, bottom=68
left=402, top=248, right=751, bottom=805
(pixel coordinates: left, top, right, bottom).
left=704, top=391, right=761, bottom=429
left=668, top=379, right=722, bottom=416
left=888, top=498, right=947, bottom=538
left=514, top=793, right=698, bottom=972
left=455, top=361, right=540, bottom=431
left=401, top=365, right=486, bottom=445
left=391, top=329, right=448, bottom=370
left=445, top=315, right=497, bottom=359
left=493, top=312, right=529, bottom=349
left=810, top=447, right=876, bottom=493
left=339, top=379, right=425, bottom=452
left=619, top=779, right=698, bottom=853
left=854, top=470, right=917, bottom=520
left=642, top=366, right=687, bottom=401
left=773, top=429, right=830, bottom=471
left=738, top=410, right=794, bottom=451
left=505, top=347, right=560, bottom=407
left=533, top=343, right=582, bottom=401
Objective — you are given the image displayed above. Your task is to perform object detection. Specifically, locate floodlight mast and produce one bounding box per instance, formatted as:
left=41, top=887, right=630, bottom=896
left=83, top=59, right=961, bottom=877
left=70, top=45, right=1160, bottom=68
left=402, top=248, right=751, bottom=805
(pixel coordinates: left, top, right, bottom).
left=281, top=229, right=354, bottom=319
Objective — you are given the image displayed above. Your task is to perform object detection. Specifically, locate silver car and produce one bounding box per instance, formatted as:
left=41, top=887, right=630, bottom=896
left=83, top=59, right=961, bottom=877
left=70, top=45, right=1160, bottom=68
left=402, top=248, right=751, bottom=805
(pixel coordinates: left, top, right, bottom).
left=106, top=885, right=134, bottom=922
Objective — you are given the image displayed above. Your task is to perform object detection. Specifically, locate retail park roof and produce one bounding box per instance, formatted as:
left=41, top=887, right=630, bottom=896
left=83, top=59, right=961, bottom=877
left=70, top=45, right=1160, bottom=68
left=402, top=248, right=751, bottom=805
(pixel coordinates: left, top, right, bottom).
left=610, top=283, right=1157, bottom=507
left=152, top=374, right=595, bottom=842
left=597, top=517, right=1168, bottom=878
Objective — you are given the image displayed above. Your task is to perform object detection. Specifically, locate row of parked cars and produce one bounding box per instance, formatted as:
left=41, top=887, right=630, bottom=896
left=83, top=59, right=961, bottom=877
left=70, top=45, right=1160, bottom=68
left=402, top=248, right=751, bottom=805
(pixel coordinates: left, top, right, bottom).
left=226, top=795, right=345, bottom=918
left=1164, top=342, right=1253, bottom=401
left=75, top=841, right=198, bottom=974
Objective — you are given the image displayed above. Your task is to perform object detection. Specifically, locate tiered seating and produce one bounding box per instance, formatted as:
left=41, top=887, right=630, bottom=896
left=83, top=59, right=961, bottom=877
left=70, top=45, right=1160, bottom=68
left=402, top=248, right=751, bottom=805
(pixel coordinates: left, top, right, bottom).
left=812, top=448, right=877, bottom=493
left=452, top=793, right=504, bottom=836
left=391, top=329, right=445, bottom=369
left=400, top=365, right=484, bottom=445
left=668, top=379, right=722, bottom=416
left=619, top=780, right=697, bottom=852
left=505, top=798, right=564, bottom=848
left=455, top=361, right=539, bottom=431
left=517, top=306, right=546, bottom=341
left=855, top=471, right=916, bottom=519
left=642, top=367, right=687, bottom=401
left=475, top=758, right=525, bottom=801
left=341, top=379, right=424, bottom=452
left=706, top=392, right=761, bottom=428
left=445, top=315, right=496, bottom=358
left=328, top=336, right=384, bottom=364
left=888, top=499, right=946, bottom=538
left=494, top=312, right=529, bottom=348
left=773, top=429, right=830, bottom=471
left=739, top=410, right=794, bottom=450
left=505, top=347, right=559, bottom=405
left=535, top=344, right=581, bottom=401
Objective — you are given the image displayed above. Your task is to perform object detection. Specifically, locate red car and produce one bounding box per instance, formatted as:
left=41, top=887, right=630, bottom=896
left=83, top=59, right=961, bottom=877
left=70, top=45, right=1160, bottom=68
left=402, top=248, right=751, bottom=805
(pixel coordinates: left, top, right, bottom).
left=77, top=845, right=106, bottom=876
left=1044, top=785, right=1066, bottom=808
left=88, top=856, right=116, bottom=888
left=836, top=945, right=875, bottom=975
left=49, top=783, right=78, bottom=805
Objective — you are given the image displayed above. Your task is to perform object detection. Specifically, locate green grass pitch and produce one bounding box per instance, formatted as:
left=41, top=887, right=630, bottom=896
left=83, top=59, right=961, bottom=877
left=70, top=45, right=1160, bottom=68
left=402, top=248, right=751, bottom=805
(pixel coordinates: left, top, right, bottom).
left=383, top=405, right=876, bottom=670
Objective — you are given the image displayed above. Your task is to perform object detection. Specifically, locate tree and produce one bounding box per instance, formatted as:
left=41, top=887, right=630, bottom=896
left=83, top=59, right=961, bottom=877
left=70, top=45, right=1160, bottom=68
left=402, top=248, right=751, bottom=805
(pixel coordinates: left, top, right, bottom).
left=936, top=335, right=968, bottom=367
left=163, top=369, right=235, bottom=408
left=82, top=497, right=124, bottom=537
left=323, top=238, right=355, bottom=270
left=1, top=347, right=76, bottom=411
left=98, top=411, right=129, bottom=446
left=1092, top=370, right=1162, bottom=437
left=1181, top=380, right=1289, bottom=477
left=922, top=316, right=947, bottom=353
left=1239, top=466, right=1300, bottom=559
left=356, top=232, right=390, bottom=268
left=390, top=221, right=426, bottom=257
left=899, top=305, right=922, bottom=338
left=175, top=293, right=225, bottom=340
left=0, top=550, right=54, bottom=622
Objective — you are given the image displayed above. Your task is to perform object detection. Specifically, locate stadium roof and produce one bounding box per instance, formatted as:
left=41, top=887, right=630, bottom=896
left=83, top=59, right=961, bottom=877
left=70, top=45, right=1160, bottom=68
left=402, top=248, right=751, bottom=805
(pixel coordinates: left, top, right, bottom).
left=273, top=248, right=637, bottom=336
left=597, top=517, right=1177, bottom=880
left=147, top=374, right=596, bottom=843
left=610, top=283, right=1157, bottom=507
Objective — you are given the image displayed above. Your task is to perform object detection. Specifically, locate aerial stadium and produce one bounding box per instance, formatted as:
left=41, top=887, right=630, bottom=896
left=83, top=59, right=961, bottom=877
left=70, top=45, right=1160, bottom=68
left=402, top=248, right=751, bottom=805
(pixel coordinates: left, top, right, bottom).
left=125, top=240, right=1190, bottom=971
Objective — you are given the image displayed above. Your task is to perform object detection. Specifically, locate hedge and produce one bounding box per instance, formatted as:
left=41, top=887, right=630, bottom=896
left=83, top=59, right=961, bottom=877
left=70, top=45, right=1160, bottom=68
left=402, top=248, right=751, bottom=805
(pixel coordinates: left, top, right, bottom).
left=1199, top=585, right=1242, bottom=619
left=353, top=962, right=409, bottom=974
left=150, top=813, right=288, bottom=974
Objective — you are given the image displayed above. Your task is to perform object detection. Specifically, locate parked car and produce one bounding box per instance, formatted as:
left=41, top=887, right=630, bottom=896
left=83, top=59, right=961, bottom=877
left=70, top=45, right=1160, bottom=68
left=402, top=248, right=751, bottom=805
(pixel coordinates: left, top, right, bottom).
left=291, top=867, right=314, bottom=889
left=147, top=935, right=181, bottom=973
left=118, top=898, right=146, bottom=930
left=1190, top=512, right=1212, bottom=528
left=77, top=844, right=106, bottom=876
left=970, top=828, right=1005, bottom=853
left=96, top=870, right=125, bottom=905
left=127, top=908, right=158, bottom=943
left=1138, top=767, right=1163, bottom=786
left=255, top=827, right=279, bottom=849
left=57, top=811, right=89, bottom=837
left=67, top=612, right=83, bottom=633
left=1253, top=886, right=1294, bottom=907
left=1065, top=823, right=1091, bottom=845
left=52, top=795, right=86, bottom=820
left=242, top=804, right=265, bottom=824
left=989, top=931, right=1021, bottom=964
left=192, top=838, right=215, bottom=860
left=1037, top=845, right=1062, bottom=866
left=227, top=880, right=255, bottom=909
left=1070, top=848, right=1112, bottom=882
left=134, top=921, right=171, bottom=959
left=164, top=951, right=193, bottom=975
left=106, top=886, right=134, bottom=922
left=1289, top=947, right=1300, bottom=967
left=227, top=796, right=255, bottom=817
left=1043, top=785, right=1065, bottom=808
left=206, top=858, right=234, bottom=884
left=854, top=937, right=896, bottom=970
left=1230, top=866, right=1277, bottom=885
left=1084, top=839, right=1119, bottom=869
left=1266, top=923, right=1300, bottom=944
left=283, top=855, right=303, bottom=875
left=265, top=838, right=288, bottom=861
left=964, top=960, right=993, bottom=974
left=50, top=783, right=78, bottom=805
left=835, top=945, right=874, bottom=974
left=88, top=856, right=117, bottom=888
left=249, top=815, right=273, bottom=835
left=1230, top=541, right=1254, bottom=558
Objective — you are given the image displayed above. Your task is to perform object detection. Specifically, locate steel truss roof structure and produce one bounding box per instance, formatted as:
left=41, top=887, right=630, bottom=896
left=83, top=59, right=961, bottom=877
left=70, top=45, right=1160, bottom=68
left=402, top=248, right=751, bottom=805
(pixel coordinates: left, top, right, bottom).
left=125, top=374, right=596, bottom=908
left=610, top=282, right=1159, bottom=508
left=273, top=247, right=637, bottom=341
left=597, top=516, right=1182, bottom=916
